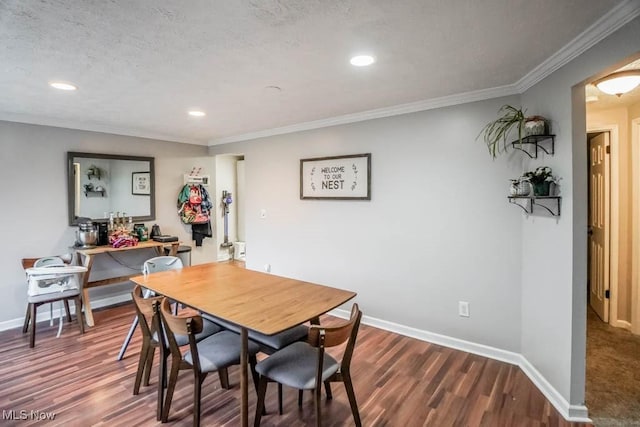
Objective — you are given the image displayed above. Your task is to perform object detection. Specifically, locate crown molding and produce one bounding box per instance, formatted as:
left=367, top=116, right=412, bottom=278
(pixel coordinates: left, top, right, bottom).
left=0, top=112, right=208, bottom=146
left=210, top=1, right=640, bottom=146
left=516, top=0, right=640, bottom=92
left=209, top=84, right=517, bottom=145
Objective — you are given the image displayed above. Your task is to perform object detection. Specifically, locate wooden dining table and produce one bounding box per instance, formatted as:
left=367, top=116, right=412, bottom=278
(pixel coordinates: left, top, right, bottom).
left=129, top=262, right=356, bottom=427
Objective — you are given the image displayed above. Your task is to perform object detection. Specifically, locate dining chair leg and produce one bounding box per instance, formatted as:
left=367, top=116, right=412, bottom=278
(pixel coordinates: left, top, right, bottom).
left=193, top=371, right=206, bottom=427
left=29, top=303, right=37, bottom=348
left=249, top=355, right=259, bottom=392
left=298, top=389, right=303, bottom=407
left=162, top=357, right=181, bottom=423
left=157, top=346, right=167, bottom=421
left=218, top=368, right=229, bottom=389
left=343, top=373, right=361, bottom=427
left=143, top=346, right=156, bottom=386
left=64, top=300, right=72, bottom=322
left=253, top=376, right=268, bottom=427
left=324, top=381, right=332, bottom=400
left=278, top=383, right=283, bottom=415
left=22, top=304, right=31, bottom=333
left=314, top=384, right=322, bottom=427
left=134, top=340, right=150, bottom=395
left=117, top=316, right=140, bottom=361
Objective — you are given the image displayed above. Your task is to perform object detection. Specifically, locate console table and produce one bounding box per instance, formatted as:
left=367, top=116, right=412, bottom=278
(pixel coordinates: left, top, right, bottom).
left=75, top=241, right=179, bottom=326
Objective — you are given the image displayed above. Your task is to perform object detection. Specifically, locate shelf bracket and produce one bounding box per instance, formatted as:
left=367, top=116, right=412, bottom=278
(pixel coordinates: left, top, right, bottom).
left=508, top=197, right=532, bottom=214
left=532, top=197, right=561, bottom=216
left=508, top=196, right=561, bottom=216
left=510, top=135, right=555, bottom=159
left=511, top=144, right=536, bottom=159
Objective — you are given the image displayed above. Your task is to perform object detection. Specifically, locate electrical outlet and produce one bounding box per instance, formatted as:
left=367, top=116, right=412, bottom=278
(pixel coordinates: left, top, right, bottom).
left=264, top=263, right=271, bottom=273
left=458, top=301, right=470, bottom=317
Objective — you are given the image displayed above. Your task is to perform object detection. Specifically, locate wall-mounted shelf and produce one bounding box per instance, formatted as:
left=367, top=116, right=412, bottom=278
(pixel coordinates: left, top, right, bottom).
left=84, top=190, right=105, bottom=197
left=87, top=166, right=102, bottom=180
left=508, top=195, right=561, bottom=216
left=510, top=134, right=555, bottom=159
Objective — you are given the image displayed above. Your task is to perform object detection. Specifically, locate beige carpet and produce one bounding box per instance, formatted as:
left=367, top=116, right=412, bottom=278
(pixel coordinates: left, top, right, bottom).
left=586, top=307, right=640, bottom=426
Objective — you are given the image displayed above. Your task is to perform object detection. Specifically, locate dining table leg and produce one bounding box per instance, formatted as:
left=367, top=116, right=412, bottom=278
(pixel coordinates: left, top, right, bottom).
left=241, top=327, right=248, bottom=427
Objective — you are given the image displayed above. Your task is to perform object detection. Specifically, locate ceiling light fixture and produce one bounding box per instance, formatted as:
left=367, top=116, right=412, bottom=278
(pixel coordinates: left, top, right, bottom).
left=350, top=55, right=375, bottom=67
left=188, top=110, right=206, bottom=117
left=594, top=70, right=640, bottom=96
left=49, top=81, right=77, bottom=91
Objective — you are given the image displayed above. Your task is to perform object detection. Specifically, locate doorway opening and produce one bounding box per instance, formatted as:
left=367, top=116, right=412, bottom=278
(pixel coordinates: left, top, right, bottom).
left=584, top=57, right=640, bottom=424
left=214, top=154, right=245, bottom=262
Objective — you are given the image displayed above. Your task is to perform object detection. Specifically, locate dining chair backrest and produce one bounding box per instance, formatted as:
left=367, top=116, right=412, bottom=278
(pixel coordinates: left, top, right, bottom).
left=143, top=256, right=183, bottom=275
left=132, top=285, right=163, bottom=329
left=159, top=298, right=204, bottom=355
left=308, top=303, right=362, bottom=371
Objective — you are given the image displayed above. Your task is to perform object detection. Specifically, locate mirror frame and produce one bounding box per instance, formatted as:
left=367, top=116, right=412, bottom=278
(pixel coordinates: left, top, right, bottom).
left=67, top=152, right=156, bottom=225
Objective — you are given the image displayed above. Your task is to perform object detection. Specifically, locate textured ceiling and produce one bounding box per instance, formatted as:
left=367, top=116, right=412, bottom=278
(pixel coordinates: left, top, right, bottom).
left=0, top=0, right=627, bottom=145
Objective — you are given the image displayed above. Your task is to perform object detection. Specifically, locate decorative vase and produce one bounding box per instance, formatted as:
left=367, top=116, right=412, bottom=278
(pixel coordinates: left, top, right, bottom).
left=524, top=117, right=548, bottom=136
left=510, top=179, right=530, bottom=196
left=533, top=181, right=551, bottom=196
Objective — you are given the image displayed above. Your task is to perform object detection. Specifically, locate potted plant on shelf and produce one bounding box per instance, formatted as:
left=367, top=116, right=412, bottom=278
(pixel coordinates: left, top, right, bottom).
left=521, top=166, right=559, bottom=196
left=478, top=105, right=549, bottom=159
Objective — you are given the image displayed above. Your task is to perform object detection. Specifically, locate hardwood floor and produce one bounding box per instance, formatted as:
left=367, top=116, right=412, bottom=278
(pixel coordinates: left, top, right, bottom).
left=0, top=303, right=590, bottom=426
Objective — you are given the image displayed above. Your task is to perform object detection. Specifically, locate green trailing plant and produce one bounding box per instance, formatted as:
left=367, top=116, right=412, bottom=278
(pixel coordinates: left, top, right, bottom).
left=477, top=105, right=526, bottom=159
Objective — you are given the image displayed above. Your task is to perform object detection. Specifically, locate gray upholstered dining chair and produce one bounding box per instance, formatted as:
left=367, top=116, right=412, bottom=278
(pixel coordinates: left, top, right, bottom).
left=118, top=256, right=184, bottom=360
left=253, top=303, right=363, bottom=427
left=131, top=284, right=221, bottom=421
left=158, top=297, right=260, bottom=426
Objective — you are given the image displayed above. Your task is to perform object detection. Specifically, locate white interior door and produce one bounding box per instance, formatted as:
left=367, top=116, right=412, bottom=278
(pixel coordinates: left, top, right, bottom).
left=589, top=132, right=610, bottom=322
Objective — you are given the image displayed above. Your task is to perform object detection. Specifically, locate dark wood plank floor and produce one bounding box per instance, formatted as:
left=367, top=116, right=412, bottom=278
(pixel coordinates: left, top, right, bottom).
left=0, top=303, right=591, bottom=426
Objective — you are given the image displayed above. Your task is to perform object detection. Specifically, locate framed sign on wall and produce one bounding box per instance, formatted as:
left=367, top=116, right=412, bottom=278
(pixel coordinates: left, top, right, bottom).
left=132, top=171, right=151, bottom=195
left=300, top=153, right=371, bottom=200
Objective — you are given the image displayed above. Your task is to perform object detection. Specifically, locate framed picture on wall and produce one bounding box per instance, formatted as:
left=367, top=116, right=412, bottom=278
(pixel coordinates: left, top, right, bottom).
left=300, top=153, right=371, bottom=200
left=132, top=172, right=151, bottom=195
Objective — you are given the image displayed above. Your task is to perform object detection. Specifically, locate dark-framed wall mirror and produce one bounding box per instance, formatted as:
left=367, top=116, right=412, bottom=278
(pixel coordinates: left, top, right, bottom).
left=67, top=152, right=155, bottom=225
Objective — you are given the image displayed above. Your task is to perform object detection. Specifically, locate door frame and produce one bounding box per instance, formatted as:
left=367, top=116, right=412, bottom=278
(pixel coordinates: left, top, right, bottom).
left=587, top=125, right=621, bottom=327
left=632, top=118, right=640, bottom=334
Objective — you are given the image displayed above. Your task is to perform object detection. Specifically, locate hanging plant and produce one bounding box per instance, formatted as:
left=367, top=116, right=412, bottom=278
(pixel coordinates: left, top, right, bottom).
left=477, top=105, right=526, bottom=159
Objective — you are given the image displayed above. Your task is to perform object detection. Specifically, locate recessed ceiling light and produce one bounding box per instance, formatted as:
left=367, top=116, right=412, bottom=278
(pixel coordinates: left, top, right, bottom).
left=49, top=81, right=77, bottom=91
left=350, top=55, right=375, bottom=67
left=188, top=110, right=206, bottom=117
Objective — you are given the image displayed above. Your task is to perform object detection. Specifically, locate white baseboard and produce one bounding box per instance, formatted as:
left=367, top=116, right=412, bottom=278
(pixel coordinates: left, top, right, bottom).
left=0, top=293, right=132, bottom=332
left=329, top=308, right=591, bottom=424
left=611, top=319, right=632, bottom=330
left=517, top=355, right=590, bottom=422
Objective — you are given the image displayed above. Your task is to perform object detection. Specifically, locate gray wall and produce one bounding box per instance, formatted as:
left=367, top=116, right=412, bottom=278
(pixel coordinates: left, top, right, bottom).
left=211, top=96, right=525, bottom=353
left=0, top=121, right=211, bottom=325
